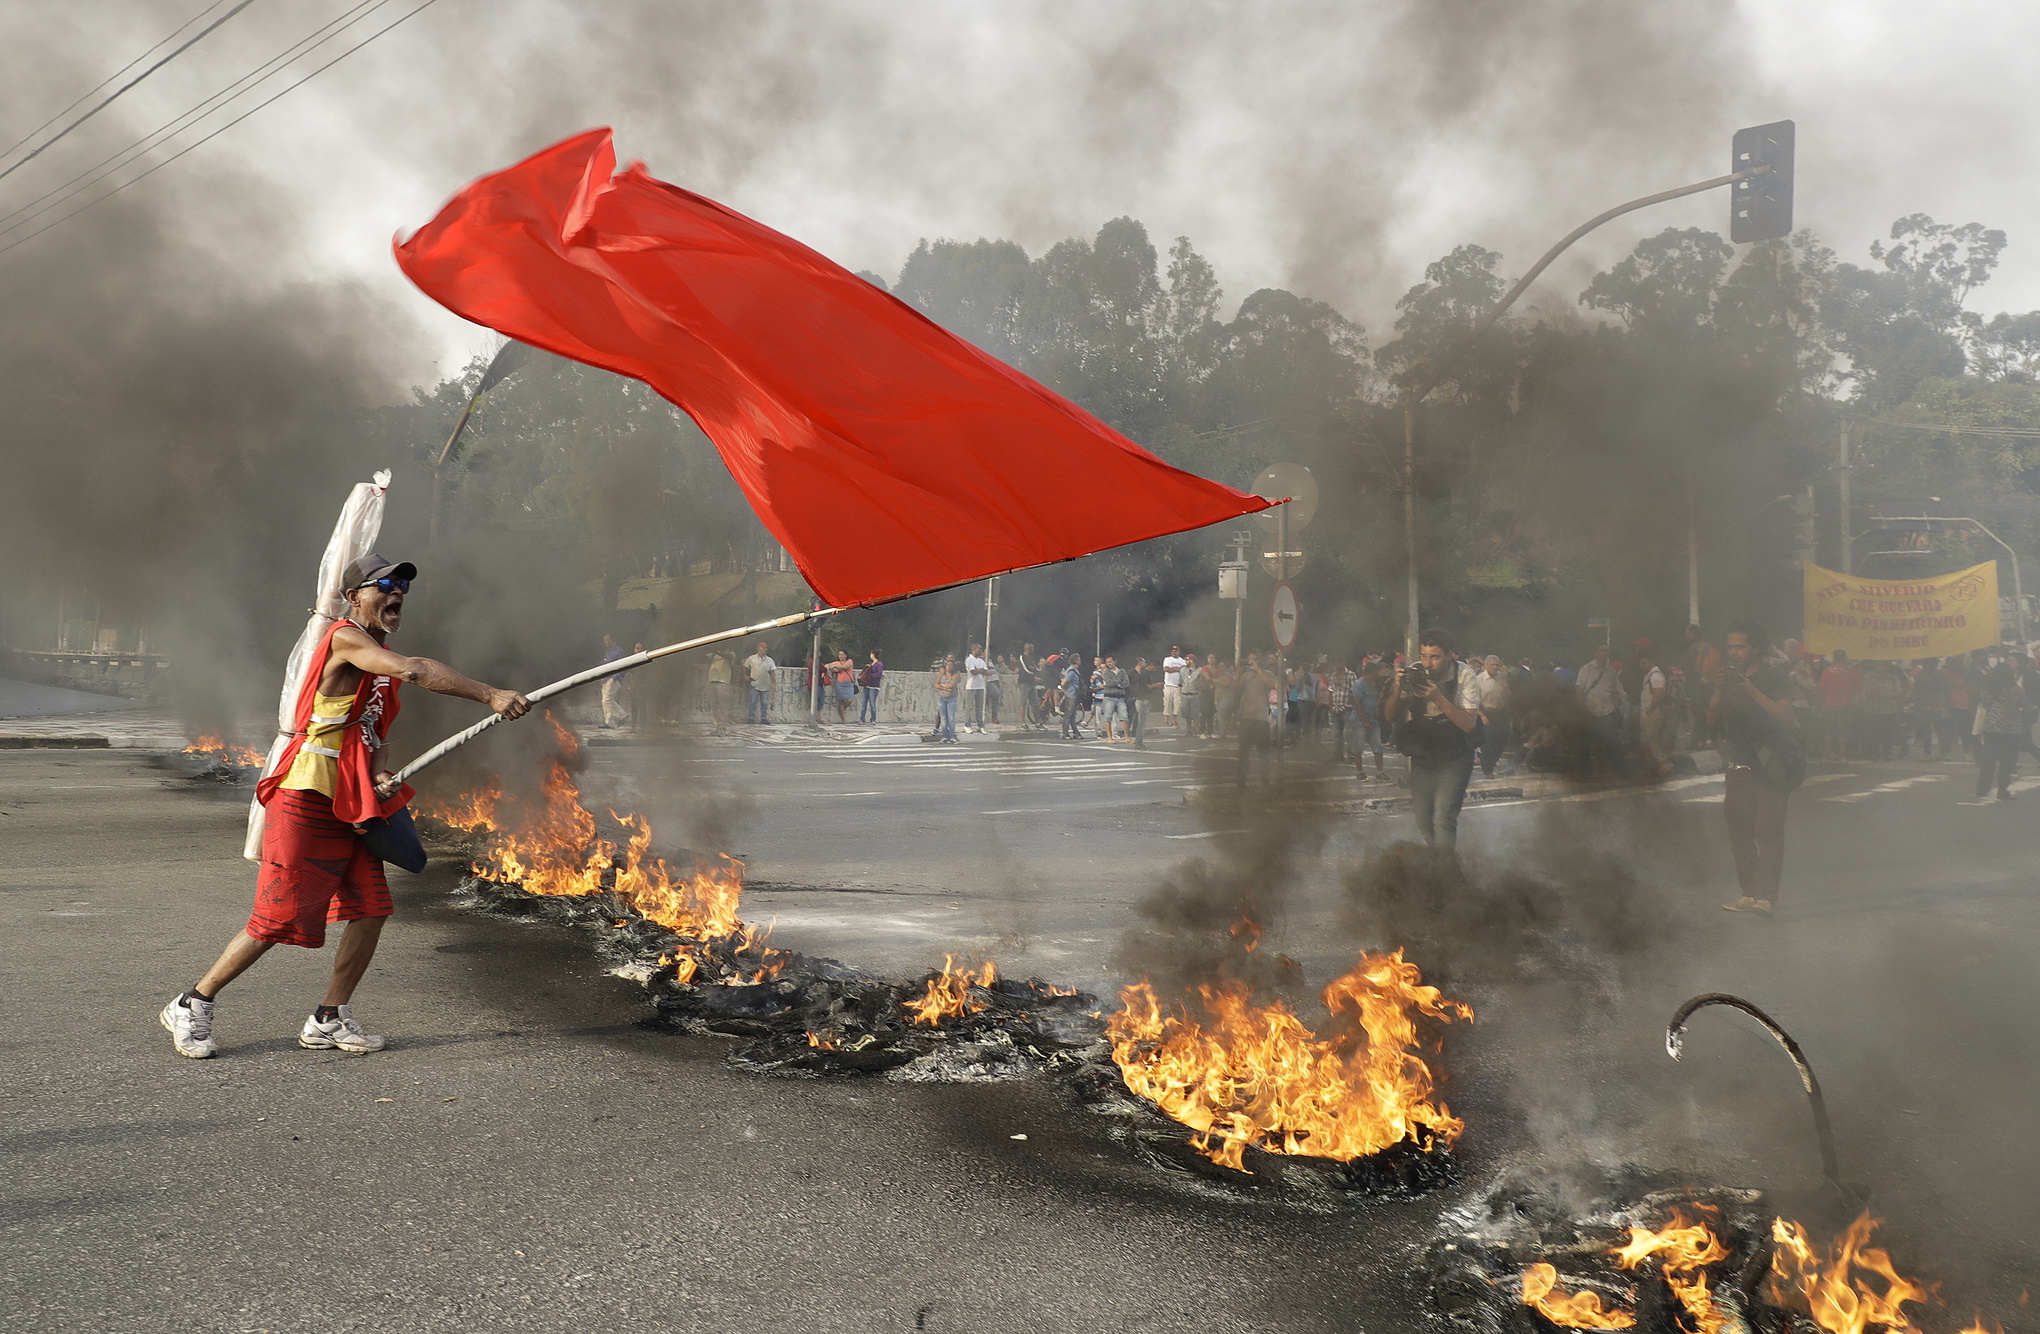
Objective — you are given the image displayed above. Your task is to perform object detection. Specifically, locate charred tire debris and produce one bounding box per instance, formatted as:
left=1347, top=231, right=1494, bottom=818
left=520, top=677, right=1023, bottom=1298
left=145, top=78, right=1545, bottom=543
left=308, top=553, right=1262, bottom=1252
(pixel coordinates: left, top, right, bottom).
left=1428, top=1171, right=1780, bottom=1333
left=450, top=866, right=1462, bottom=1210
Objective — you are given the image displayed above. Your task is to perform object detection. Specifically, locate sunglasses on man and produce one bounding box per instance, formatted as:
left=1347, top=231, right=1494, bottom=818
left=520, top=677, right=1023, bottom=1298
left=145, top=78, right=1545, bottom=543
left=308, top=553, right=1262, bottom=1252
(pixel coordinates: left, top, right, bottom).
left=358, top=577, right=411, bottom=593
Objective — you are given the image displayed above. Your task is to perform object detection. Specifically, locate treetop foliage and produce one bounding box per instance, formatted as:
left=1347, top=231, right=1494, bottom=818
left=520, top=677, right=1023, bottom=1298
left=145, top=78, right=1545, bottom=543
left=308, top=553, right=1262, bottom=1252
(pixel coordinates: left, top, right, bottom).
left=402, top=208, right=2040, bottom=667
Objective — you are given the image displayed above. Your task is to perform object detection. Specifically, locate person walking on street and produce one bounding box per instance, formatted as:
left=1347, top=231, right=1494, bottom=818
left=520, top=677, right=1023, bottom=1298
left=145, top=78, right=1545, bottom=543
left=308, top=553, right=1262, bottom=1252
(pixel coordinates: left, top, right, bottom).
left=1060, top=654, right=1087, bottom=740
left=1859, top=660, right=1907, bottom=759
left=1910, top=656, right=1951, bottom=758
left=1327, top=661, right=1355, bottom=761
left=160, top=555, right=532, bottom=1059
left=1130, top=656, right=1160, bottom=748
left=1973, top=650, right=2023, bottom=801
left=934, top=654, right=961, bottom=742
left=1709, top=623, right=1802, bottom=917
left=1382, top=628, right=1480, bottom=849
left=1018, top=643, right=1044, bottom=730
left=1355, top=662, right=1389, bottom=782
left=743, top=641, right=776, bottom=724
left=1475, top=654, right=1512, bottom=778
left=1818, top=649, right=1862, bottom=760
left=1637, top=648, right=1672, bottom=776
left=599, top=633, right=629, bottom=728
left=1161, top=647, right=1188, bottom=727
left=1575, top=643, right=1626, bottom=769
left=857, top=651, right=884, bottom=723
left=705, top=649, right=733, bottom=733
left=827, top=647, right=857, bottom=723
left=1179, top=652, right=1202, bottom=737
left=963, top=643, right=990, bottom=733
left=1097, top=655, right=1131, bottom=743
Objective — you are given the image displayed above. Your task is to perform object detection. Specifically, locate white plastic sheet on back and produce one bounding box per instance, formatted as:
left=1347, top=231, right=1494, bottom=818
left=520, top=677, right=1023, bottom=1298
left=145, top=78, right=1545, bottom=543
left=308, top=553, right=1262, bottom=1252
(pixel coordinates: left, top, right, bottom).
left=242, top=470, right=391, bottom=861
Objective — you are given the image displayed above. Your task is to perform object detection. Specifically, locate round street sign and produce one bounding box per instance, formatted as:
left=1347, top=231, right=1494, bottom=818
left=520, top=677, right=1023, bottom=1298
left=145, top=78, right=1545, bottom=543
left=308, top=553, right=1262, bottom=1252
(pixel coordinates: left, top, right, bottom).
left=1251, top=462, right=1318, bottom=534
left=1271, top=581, right=1300, bottom=653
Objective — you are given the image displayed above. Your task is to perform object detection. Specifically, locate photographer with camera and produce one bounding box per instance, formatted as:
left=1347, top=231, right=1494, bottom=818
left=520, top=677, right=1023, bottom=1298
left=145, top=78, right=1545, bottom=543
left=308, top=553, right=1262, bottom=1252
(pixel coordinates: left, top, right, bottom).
left=1707, top=622, right=1803, bottom=917
left=1381, top=627, right=1482, bottom=850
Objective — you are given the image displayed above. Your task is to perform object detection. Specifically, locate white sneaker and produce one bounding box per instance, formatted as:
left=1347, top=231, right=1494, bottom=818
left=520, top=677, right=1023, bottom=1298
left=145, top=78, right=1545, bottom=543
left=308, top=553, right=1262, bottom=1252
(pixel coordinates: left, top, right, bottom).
left=299, top=1004, right=386, bottom=1053
left=159, top=993, right=216, bottom=1059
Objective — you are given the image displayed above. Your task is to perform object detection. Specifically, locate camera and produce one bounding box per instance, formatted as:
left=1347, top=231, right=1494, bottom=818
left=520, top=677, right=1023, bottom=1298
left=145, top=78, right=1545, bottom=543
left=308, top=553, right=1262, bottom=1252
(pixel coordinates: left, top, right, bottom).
left=1400, top=663, right=1430, bottom=693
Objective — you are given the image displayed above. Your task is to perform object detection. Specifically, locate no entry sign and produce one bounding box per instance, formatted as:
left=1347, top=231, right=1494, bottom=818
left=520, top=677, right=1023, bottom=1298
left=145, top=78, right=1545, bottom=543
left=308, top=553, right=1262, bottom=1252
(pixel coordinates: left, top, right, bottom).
left=1271, top=581, right=1299, bottom=653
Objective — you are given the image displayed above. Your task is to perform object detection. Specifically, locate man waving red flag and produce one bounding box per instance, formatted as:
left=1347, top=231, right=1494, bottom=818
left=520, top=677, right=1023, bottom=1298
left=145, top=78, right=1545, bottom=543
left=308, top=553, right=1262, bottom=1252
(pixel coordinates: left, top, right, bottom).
left=395, top=130, right=1269, bottom=609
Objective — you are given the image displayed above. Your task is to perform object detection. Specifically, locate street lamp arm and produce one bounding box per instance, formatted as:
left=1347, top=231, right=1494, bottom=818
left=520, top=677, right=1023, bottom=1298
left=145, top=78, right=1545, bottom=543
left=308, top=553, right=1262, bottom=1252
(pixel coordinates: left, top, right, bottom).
left=1406, top=166, right=1761, bottom=407
left=1868, top=515, right=2026, bottom=643
left=1396, top=162, right=1769, bottom=657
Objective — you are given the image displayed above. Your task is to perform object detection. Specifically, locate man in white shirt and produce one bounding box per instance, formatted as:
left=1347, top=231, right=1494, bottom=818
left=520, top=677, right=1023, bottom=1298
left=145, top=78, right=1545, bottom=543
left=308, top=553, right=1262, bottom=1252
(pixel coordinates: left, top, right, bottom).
left=1161, top=646, right=1188, bottom=726
left=742, top=641, right=776, bottom=724
left=1575, top=642, right=1627, bottom=765
left=1475, top=654, right=1512, bottom=778
left=963, top=643, right=990, bottom=733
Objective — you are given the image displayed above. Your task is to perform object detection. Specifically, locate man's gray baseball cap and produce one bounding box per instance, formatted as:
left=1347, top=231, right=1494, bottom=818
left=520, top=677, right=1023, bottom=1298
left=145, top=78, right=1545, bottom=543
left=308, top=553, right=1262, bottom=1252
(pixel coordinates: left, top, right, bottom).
left=343, top=553, right=417, bottom=589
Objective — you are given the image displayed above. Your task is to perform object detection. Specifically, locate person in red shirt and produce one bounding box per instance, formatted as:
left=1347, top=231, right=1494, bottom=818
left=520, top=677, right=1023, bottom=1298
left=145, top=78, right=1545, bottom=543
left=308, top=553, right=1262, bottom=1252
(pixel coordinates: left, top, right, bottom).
left=159, top=556, right=531, bottom=1060
left=1818, top=649, right=1863, bottom=759
left=1686, top=625, right=1722, bottom=745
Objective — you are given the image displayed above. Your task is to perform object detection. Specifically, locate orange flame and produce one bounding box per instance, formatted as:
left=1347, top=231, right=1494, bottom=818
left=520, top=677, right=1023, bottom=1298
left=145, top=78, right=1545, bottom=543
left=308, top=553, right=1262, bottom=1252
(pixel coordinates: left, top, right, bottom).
left=1105, top=948, right=1472, bottom=1172
left=1520, top=1262, right=1636, bottom=1329
left=417, top=781, right=505, bottom=832
left=1517, top=1207, right=1999, bottom=1334
left=905, top=955, right=998, bottom=1026
left=435, top=714, right=781, bottom=982
left=1613, top=1208, right=1732, bottom=1334
left=183, top=734, right=265, bottom=767
left=1770, top=1213, right=1937, bottom=1334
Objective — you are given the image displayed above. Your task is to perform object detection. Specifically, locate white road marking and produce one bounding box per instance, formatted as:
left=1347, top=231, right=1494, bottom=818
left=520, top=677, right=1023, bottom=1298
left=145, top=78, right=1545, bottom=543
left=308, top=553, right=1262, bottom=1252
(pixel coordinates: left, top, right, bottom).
left=1164, top=829, right=1251, bottom=839
left=980, top=807, right=1061, bottom=815
left=1826, top=774, right=1948, bottom=802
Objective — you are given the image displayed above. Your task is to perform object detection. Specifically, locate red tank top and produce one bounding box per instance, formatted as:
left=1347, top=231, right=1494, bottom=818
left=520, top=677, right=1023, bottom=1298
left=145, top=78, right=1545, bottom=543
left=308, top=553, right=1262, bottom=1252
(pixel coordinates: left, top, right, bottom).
left=256, top=618, right=413, bottom=825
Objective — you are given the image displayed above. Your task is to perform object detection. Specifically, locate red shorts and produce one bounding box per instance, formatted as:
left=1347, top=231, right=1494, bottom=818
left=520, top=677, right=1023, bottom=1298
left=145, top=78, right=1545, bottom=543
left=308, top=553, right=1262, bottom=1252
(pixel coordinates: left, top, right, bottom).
left=248, top=788, right=392, bottom=948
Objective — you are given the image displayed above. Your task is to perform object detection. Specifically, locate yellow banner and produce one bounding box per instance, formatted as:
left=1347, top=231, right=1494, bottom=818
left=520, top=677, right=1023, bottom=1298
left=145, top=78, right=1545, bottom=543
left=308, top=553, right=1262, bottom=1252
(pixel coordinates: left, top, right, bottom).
left=1803, top=560, right=2000, bottom=659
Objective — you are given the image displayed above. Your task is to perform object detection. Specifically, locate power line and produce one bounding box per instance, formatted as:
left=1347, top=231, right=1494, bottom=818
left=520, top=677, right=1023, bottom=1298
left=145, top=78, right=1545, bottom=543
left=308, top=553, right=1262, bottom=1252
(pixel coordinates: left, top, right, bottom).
left=0, top=0, right=395, bottom=241
left=0, top=0, right=260, bottom=185
left=0, top=0, right=443, bottom=257
left=0, top=0, right=232, bottom=161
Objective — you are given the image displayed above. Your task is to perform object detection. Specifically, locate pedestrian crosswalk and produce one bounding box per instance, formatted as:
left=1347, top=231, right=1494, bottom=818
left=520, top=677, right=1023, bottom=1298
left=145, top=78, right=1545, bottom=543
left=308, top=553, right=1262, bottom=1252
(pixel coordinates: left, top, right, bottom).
left=1826, top=773, right=1947, bottom=802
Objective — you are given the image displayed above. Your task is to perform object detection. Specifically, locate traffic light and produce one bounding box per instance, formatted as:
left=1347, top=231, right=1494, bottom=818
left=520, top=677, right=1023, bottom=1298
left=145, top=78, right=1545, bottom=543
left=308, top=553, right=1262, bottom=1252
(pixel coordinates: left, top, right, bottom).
left=1731, top=120, right=1794, bottom=243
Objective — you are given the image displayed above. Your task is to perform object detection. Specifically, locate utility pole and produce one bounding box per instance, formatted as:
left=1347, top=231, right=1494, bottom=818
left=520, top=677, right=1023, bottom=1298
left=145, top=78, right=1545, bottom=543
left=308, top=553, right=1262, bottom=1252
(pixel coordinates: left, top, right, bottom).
left=983, top=576, right=998, bottom=659
left=1224, top=530, right=1250, bottom=667
left=1685, top=457, right=1700, bottom=630
left=1837, top=419, right=1853, bottom=575
left=1394, top=122, right=1794, bottom=657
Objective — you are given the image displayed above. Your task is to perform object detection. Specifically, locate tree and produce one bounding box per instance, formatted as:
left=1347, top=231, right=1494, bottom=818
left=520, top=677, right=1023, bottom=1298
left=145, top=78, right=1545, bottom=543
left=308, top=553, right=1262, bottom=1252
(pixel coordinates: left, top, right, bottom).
left=1824, top=214, right=2006, bottom=411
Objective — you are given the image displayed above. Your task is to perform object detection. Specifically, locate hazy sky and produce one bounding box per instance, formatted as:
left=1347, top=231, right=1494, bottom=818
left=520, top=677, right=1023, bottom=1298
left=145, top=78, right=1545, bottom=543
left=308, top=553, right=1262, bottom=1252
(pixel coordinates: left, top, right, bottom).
left=5, top=0, right=2036, bottom=393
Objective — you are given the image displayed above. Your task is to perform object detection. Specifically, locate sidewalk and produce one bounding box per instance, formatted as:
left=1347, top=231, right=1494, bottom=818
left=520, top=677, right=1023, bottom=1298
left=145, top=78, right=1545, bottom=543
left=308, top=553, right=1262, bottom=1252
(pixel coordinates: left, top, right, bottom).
left=0, top=707, right=189, bottom=750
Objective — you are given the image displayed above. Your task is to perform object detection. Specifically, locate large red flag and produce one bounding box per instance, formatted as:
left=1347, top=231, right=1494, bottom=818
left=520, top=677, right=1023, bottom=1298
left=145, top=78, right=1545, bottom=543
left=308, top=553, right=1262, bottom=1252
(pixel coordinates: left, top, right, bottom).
left=395, top=129, right=1270, bottom=608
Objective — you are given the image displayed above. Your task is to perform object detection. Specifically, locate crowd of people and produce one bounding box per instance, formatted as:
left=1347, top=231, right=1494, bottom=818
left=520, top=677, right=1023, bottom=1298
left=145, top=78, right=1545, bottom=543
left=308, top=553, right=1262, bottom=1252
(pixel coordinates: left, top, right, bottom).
left=642, top=622, right=2040, bottom=924
left=689, top=626, right=2040, bottom=802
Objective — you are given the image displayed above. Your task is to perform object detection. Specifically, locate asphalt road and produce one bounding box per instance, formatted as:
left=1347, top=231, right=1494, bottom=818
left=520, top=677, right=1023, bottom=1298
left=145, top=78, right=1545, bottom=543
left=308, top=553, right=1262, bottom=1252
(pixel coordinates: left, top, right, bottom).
left=5, top=734, right=2036, bottom=1331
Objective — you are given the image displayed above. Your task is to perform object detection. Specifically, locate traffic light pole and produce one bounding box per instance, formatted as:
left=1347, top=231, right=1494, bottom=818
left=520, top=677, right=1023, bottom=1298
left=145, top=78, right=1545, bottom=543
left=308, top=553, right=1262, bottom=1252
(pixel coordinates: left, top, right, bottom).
left=1397, top=162, right=1776, bottom=657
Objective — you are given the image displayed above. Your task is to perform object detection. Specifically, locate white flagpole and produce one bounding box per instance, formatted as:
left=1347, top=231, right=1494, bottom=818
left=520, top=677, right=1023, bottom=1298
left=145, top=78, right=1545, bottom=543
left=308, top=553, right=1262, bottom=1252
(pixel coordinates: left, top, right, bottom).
left=389, top=606, right=839, bottom=787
